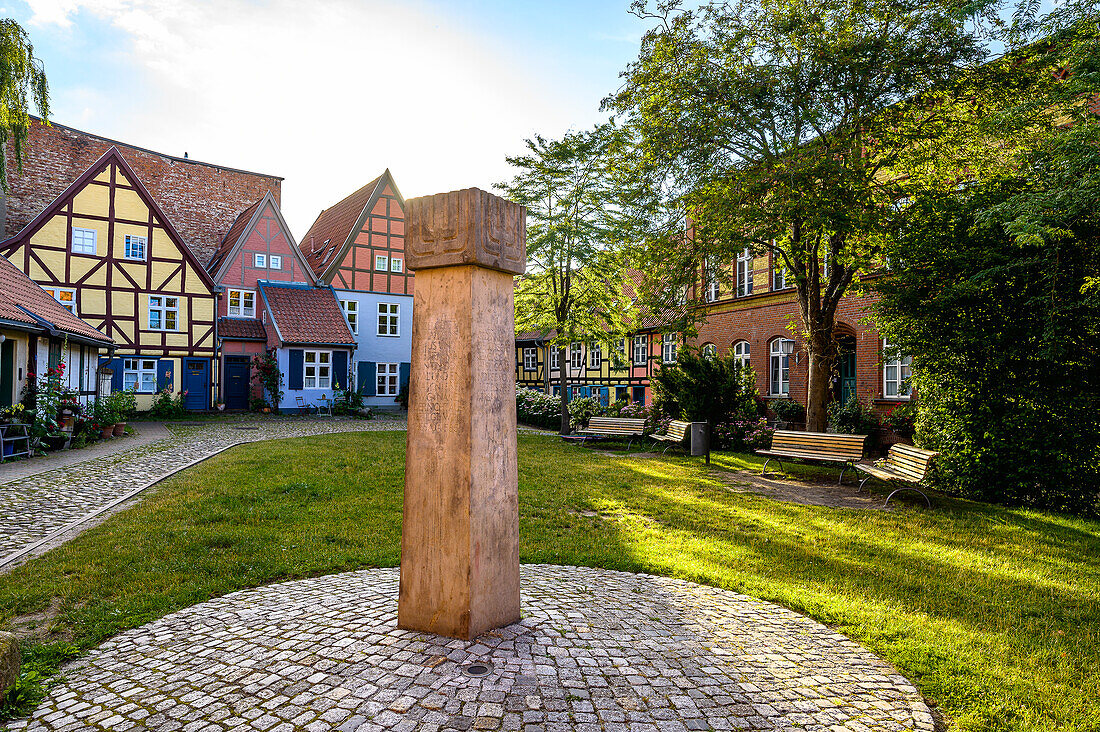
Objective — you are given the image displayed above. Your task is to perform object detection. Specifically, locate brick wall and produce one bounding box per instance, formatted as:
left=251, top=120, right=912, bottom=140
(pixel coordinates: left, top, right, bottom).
left=2, top=118, right=283, bottom=267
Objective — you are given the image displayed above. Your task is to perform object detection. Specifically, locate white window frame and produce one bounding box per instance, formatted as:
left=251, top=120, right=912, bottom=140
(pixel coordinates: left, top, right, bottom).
left=589, top=342, right=602, bottom=370
left=71, top=227, right=97, bottom=255
left=390, top=257, right=404, bottom=273
left=123, top=358, right=157, bottom=393
left=570, top=342, right=583, bottom=369
left=704, top=264, right=720, bottom=302
left=375, top=254, right=389, bottom=271
left=770, top=339, right=794, bottom=396
left=773, top=265, right=787, bottom=290
left=883, top=340, right=912, bottom=399
left=377, top=362, right=399, bottom=396
left=702, top=343, right=717, bottom=359
left=254, top=253, right=267, bottom=268
left=662, top=333, right=677, bottom=364
left=304, top=350, right=331, bottom=390
left=733, top=340, right=751, bottom=369
left=227, top=289, right=255, bottom=318
left=550, top=346, right=560, bottom=371
left=736, top=248, right=753, bottom=297
left=523, top=347, right=537, bottom=371
left=340, top=299, right=359, bottom=335
left=124, top=234, right=146, bottom=261
left=633, top=335, right=648, bottom=365
left=377, top=302, right=399, bottom=337
left=269, top=255, right=282, bottom=270
left=43, top=286, right=77, bottom=314
left=148, top=295, right=179, bottom=331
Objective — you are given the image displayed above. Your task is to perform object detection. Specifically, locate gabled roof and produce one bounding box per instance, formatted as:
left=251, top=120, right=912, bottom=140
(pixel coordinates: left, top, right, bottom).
left=218, top=317, right=267, bottom=341
left=207, top=191, right=317, bottom=284
left=0, top=147, right=218, bottom=291
left=0, top=255, right=112, bottom=346
left=298, top=169, right=405, bottom=280
left=257, top=281, right=355, bottom=346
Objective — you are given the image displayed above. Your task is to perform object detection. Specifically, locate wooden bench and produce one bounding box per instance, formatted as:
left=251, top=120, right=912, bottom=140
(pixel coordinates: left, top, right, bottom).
left=855, top=443, right=938, bottom=508
left=650, top=420, right=691, bottom=453
left=576, top=417, right=648, bottom=450
left=756, top=430, right=867, bottom=484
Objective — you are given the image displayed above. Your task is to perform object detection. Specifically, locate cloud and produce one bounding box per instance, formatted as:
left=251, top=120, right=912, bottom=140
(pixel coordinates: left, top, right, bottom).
left=21, top=0, right=611, bottom=234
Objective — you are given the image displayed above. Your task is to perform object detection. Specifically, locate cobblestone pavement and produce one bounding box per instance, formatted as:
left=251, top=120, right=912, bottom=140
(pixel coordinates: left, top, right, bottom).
left=0, top=416, right=406, bottom=561
left=8, top=565, right=934, bottom=732
left=0, top=423, right=172, bottom=484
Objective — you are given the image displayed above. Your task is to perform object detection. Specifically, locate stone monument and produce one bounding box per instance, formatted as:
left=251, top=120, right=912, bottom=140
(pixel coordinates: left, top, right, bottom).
left=398, top=187, right=526, bottom=640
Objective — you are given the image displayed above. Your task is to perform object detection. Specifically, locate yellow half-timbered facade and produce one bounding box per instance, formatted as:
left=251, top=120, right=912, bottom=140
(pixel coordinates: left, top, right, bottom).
left=0, top=147, right=218, bottom=410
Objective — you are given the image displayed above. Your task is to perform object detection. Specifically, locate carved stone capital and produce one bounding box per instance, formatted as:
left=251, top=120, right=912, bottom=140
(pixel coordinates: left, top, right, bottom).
left=405, top=188, right=526, bottom=275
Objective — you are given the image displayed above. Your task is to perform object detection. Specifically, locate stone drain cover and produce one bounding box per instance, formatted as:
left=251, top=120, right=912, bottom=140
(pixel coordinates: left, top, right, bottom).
left=461, top=661, right=493, bottom=678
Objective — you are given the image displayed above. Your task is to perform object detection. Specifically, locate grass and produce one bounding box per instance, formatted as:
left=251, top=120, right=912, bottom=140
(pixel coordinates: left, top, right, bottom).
left=1, top=432, right=1098, bottom=731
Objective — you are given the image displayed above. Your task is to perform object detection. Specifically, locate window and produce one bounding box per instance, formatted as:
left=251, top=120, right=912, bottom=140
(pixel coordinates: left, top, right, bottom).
left=704, top=264, right=721, bottom=302
left=376, top=254, right=389, bottom=271
left=270, top=255, right=282, bottom=270
left=148, top=295, right=179, bottom=331
left=589, top=342, right=602, bottom=369
left=254, top=253, right=267, bottom=268
left=124, top=235, right=146, bottom=260
left=377, top=362, right=399, bottom=396
left=736, top=248, right=753, bottom=297
left=662, top=333, right=677, bottom=363
left=822, top=251, right=832, bottom=280
left=123, top=358, right=157, bottom=393
left=523, top=347, right=537, bottom=371
left=43, top=286, right=77, bottom=314
left=390, top=257, right=404, bottom=273
left=770, top=339, right=794, bottom=396
left=633, top=335, right=648, bottom=365
left=616, top=338, right=625, bottom=355
left=227, top=289, right=255, bottom=318
left=72, top=228, right=97, bottom=255
left=733, top=340, right=751, bottom=369
left=883, top=340, right=912, bottom=398
left=304, top=350, right=331, bottom=389
left=340, top=299, right=358, bottom=334
left=377, top=302, right=399, bottom=336
left=702, top=343, right=717, bottom=359
left=773, top=265, right=787, bottom=290
left=570, top=342, right=583, bottom=369
left=550, top=346, right=560, bottom=370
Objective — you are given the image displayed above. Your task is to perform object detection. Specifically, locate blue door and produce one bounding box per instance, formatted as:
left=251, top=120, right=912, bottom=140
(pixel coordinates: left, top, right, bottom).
left=224, top=357, right=250, bottom=410
left=184, top=359, right=210, bottom=411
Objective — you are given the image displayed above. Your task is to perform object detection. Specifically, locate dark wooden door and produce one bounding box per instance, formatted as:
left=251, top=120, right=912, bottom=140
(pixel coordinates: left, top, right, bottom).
left=224, top=357, right=250, bottom=410
left=183, top=359, right=209, bottom=411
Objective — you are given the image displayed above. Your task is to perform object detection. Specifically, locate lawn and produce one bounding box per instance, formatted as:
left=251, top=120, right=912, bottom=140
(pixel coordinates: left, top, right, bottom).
left=1, top=432, right=1098, bottom=731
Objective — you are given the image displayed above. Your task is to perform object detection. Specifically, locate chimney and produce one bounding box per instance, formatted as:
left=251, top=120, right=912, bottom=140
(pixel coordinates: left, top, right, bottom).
left=184, top=152, right=189, bottom=159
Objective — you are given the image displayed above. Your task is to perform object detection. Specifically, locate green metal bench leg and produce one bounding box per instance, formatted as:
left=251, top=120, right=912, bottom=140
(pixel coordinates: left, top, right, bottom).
left=885, top=486, right=932, bottom=509
left=857, top=475, right=871, bottom=492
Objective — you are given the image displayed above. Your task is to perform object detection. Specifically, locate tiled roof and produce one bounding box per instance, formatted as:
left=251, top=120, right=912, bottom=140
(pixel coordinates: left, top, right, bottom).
left=259, top=282, right=355, bottom=346
left=297, top=175, right=383, bottom=276
left=218, top=317, right=267, bottom=341
left=516, top=329, right=553, bottom=342
left=0, top=255, right=112, bottom=344
left=208, top=198, right=262, bottom=274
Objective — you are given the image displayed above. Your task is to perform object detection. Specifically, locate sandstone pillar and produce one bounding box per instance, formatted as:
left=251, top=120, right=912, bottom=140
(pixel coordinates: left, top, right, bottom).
left=398, top=188, right=526, bottom=640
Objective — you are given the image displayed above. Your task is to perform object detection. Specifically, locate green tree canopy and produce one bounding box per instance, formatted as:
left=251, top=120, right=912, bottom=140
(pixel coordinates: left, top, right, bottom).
left=0, top=18, right=49, bottom=192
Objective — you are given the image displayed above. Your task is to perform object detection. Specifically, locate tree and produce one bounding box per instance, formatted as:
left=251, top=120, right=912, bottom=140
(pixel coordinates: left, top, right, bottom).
left=605, top=0, right=987, bottom=431
left=0, top=19, right=49, bottom=192
left=651, top=346, right=758, bottom=463
left=499, top=125, right=634, bottom=435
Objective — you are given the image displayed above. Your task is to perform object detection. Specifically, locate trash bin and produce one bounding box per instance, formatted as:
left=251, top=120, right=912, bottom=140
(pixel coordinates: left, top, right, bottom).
left=689, top=422, right=708, bottom=456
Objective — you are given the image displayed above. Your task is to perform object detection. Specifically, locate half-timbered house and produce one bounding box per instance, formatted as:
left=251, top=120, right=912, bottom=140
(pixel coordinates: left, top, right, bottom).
left=299, top=170, right=411, bottom=408
left=207, top=191, right=320, bottom=409
left=0, top=147, right=219, bottom=411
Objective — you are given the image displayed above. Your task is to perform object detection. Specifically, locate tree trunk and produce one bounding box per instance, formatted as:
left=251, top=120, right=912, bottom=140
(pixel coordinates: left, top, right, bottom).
left=558, top=346, right=570, bottom=435
left=805, top=332, right=832, bottom=433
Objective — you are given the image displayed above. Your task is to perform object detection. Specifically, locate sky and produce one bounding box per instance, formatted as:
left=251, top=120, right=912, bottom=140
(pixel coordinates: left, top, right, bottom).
left=5, top=0, right=650, bottom=236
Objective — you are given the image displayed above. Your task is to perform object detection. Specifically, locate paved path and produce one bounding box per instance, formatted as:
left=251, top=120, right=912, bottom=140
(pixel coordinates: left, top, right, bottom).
left=0, top=416, right=406, bottom=564
left=6, top=565, right=933, bottom=732
left=0, top=422, right=172, bottom=484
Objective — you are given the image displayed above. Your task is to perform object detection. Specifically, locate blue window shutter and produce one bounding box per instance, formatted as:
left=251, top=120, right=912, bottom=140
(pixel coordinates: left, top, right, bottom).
left=333, top=351, right=348, bottom=389
left=157, top=360, right=173, bottom=391
left=288, top=350, right=304, bottom=390
left=399, top=362, right=410, bottom=393
left=108, top=358, right=124, bottom=391
left=358, top=361, right=376, bottom=396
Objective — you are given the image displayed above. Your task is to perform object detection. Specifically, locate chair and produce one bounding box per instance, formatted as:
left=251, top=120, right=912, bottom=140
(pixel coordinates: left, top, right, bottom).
left=295, top=396, right=317, bottom=415
left=317, top=395, right=333, bottom=417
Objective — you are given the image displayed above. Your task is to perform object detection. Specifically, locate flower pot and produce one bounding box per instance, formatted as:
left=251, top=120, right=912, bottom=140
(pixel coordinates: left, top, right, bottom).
left=113, top=422, right=127, bottom=437
left=101, top=425, right=115, bottom=439
left=217, top=404, right=226, bottom=411
left=58, top=415, right=75, bottom=431
left=262, top=407, right=271, bottom=413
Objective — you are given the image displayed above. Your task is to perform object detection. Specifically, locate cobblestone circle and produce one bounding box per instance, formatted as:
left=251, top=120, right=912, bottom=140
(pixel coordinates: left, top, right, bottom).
left=7, top=565, right=934, bottom=732
left=0, top=416, right=406, bottom=559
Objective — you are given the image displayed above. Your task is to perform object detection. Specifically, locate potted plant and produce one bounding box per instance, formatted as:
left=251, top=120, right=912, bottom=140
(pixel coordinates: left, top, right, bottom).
left=93, top=397, right=116, bottom=438
left=216, top=400, right=226, bottom=411
left=111, top=387, right=137, bottom=436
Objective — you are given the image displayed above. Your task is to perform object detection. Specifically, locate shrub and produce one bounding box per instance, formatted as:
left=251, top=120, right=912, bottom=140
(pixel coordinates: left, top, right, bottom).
left=149, top=389, right=187, bottom=419
left=713, top=417, right=774, bottom=451
left=515, top=386, right=562, bottom=429
left=567, top=396, right=601, bottom=430
left=828, top=395, right=878, bottom=435
left=880, top=402, right=916, bottom=437
left=769, top=398, right=805, bottom=424
left=251, top=352, right=283, bottom=414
